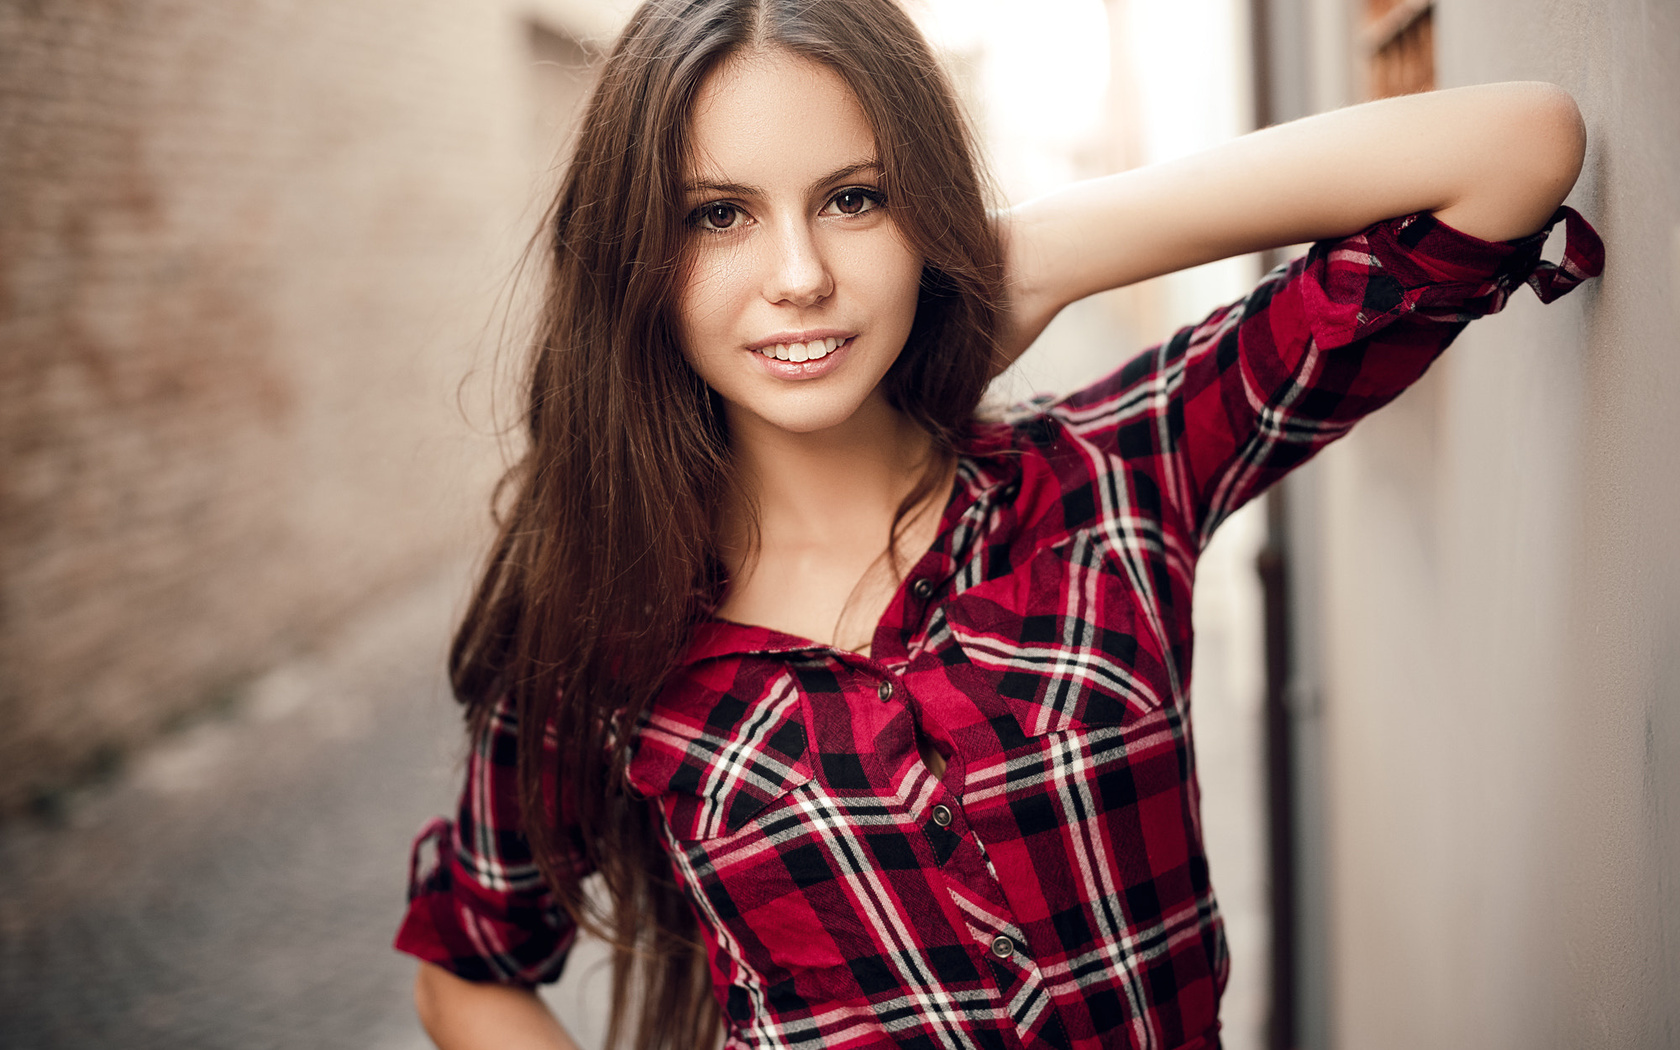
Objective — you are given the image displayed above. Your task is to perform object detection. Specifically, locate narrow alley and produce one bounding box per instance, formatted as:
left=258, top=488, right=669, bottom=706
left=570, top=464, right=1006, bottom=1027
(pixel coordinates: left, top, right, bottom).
left=0, top=568, right=610, bottom=1050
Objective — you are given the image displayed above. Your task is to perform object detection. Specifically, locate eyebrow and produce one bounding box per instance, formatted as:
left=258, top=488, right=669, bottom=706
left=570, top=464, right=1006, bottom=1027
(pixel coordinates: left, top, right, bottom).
left=682, top=160, right=883, bottom=197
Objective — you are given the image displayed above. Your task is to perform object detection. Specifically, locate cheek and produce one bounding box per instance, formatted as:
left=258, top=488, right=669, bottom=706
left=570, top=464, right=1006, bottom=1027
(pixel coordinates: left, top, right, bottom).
left=831, top=231, right=922, bottom=319
left=869, top=242, right=925, bottom=325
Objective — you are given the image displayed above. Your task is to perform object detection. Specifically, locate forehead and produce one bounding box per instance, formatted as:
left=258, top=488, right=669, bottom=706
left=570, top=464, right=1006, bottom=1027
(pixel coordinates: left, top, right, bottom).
left=685, top=49, right=877, bottom=186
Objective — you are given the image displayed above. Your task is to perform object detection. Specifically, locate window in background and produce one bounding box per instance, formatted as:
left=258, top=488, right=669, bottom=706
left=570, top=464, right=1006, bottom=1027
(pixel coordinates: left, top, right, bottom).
left=1363, top=0, right=1434, bottom=99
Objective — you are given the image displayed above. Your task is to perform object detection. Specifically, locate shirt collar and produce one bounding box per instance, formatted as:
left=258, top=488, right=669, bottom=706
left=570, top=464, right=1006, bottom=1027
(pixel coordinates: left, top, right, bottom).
left=679, top=419, right=1024, bottom=667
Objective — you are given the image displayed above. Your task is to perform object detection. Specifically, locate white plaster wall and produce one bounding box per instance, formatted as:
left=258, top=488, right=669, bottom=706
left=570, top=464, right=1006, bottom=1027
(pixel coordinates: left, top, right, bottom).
left=1307, top=0, right=1680, bottom=1045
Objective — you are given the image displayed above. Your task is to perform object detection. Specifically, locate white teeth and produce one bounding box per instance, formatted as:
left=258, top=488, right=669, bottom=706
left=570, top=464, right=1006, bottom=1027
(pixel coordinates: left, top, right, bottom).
left=757, top=337, right=845, bottom=364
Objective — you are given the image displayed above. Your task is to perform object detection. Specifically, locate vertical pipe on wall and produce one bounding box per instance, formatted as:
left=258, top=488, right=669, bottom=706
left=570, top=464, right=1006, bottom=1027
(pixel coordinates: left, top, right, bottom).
left=1256, top=492, right=1299, bottom=1050
left=1247, top=4, right=1299, bottom=1049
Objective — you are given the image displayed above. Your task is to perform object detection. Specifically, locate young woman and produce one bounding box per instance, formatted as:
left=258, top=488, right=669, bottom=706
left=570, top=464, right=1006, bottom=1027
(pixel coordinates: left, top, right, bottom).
left=395, top=2, right=1602, bottom=1048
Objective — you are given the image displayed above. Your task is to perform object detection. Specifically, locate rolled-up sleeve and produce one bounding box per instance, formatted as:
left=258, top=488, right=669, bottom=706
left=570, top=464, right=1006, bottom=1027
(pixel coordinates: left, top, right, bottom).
left=1057, top=206, right=1603, bottom=546
left=393, top=693, right=585, bottom=986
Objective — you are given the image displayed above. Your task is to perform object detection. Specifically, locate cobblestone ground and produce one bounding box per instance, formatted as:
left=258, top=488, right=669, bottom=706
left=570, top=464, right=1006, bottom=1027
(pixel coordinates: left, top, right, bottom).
left=0, top=567, right=612, bottom=1050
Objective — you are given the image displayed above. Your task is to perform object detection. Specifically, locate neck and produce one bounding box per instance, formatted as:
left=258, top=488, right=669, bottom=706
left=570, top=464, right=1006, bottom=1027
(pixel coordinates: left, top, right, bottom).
left=722, top=391, right=938, bottom=560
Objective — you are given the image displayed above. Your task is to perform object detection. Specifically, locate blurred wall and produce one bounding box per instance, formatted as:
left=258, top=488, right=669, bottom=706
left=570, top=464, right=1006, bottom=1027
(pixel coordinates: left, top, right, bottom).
left=0, top=0, right=630, bottom=813
left=1276, top=0, right=1680, bottom=1045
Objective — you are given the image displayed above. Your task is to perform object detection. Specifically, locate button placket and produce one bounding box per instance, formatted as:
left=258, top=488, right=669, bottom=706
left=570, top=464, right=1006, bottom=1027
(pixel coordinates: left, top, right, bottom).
left=976, top=925, right=1054, bottom=1047
left=924, top=816, right=1048, bottom=1037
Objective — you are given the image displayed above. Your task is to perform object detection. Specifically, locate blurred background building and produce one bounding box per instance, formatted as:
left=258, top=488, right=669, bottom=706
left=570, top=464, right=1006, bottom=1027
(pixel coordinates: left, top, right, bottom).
left=0, top=0, right=634, bottom=813
left=0, top=0, right=1675, bottom=1048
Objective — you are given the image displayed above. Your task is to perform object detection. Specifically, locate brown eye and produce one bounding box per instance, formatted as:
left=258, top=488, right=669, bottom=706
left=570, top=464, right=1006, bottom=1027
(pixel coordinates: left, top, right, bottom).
left=827, top=188, right=884, bottom=217
left=693, top=203, right=740, bottom=230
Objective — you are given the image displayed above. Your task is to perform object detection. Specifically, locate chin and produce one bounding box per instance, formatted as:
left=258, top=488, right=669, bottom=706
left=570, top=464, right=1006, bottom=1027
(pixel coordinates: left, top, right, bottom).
left=728, top=380, right=885, bottom=437
left=751, top=398, right=873, bottom=436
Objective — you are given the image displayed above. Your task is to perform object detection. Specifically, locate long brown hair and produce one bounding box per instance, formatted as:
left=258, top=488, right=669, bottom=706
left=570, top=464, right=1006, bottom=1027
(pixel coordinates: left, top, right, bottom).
left=450, top=2, right=1004, bottom=1046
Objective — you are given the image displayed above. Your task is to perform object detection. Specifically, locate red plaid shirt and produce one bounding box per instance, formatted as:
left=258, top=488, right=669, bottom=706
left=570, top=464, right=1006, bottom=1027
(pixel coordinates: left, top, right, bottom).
left=397, top=209, right=1602, bottom=1049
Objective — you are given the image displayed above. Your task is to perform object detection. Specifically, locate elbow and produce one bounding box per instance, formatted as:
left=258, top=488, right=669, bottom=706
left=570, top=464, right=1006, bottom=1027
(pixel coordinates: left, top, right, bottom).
left=1446, top=82, right=1588, bottom=241
left=1518, top=81, right=1587, bottom=213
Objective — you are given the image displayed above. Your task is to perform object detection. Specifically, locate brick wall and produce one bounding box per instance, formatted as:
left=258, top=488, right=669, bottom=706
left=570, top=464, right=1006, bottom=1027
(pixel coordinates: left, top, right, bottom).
left=0, top=0, right=592, bottom=811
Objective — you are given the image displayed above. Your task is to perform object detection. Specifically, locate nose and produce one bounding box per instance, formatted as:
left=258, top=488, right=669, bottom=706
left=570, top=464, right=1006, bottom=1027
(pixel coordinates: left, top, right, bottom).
left=762, top=219, right=833, bottom=307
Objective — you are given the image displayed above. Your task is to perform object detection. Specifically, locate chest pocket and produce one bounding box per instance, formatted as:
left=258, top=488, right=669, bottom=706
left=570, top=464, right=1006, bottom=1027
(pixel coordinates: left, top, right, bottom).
left=629, top=670, right=815, bottom=841
left=943, top=534, right=1171, bottom=737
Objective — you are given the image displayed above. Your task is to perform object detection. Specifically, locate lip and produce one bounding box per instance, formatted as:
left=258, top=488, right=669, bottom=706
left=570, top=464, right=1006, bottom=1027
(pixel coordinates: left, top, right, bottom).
left=745, top=331, right=857, bottom=381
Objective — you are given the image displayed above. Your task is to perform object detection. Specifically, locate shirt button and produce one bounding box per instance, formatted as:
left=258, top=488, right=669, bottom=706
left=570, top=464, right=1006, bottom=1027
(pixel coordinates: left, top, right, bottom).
left=931, top=804, right=953, bottom=827
left=877, top=681, right=894, bottom=702
left=911, top=577, right=935, bottom=600
left=989, top=935, right=1015, bottom=959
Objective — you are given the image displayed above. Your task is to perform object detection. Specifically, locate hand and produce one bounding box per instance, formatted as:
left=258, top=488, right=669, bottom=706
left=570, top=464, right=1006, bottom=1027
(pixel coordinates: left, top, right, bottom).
left=991, top=206, right=1067, bottom=373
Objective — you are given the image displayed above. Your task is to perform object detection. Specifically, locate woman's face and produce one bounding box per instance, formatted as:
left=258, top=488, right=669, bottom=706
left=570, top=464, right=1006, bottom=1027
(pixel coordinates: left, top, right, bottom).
left=673, top=49, right=924, bottom=438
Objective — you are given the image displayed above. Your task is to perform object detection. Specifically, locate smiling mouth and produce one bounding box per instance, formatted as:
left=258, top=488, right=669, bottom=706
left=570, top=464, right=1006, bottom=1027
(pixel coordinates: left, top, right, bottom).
left=754, top=336, right=848, bottom=362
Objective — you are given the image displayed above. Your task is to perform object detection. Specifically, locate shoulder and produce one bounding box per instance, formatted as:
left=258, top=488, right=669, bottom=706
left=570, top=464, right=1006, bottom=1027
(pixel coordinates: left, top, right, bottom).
left=958, top=392, right=1176, bottom=542
left=971, top=362, right=1185, bottom=475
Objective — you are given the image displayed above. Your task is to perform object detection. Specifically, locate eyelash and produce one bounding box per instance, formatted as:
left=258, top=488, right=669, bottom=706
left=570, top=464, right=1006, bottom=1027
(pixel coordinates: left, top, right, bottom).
left=685, top=186, right=887, bottom=233
left=826, top=187, right=887, bottom=217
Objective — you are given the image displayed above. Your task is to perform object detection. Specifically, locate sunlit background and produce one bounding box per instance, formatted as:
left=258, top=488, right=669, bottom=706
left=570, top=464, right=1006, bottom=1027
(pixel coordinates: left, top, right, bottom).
left=1, top=1, right=1676, bottom=1048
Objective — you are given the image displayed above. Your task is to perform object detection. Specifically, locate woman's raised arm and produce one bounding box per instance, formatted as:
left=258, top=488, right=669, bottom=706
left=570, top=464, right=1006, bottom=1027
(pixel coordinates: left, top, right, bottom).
left=1000, top=81, right=1587, bottom=359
